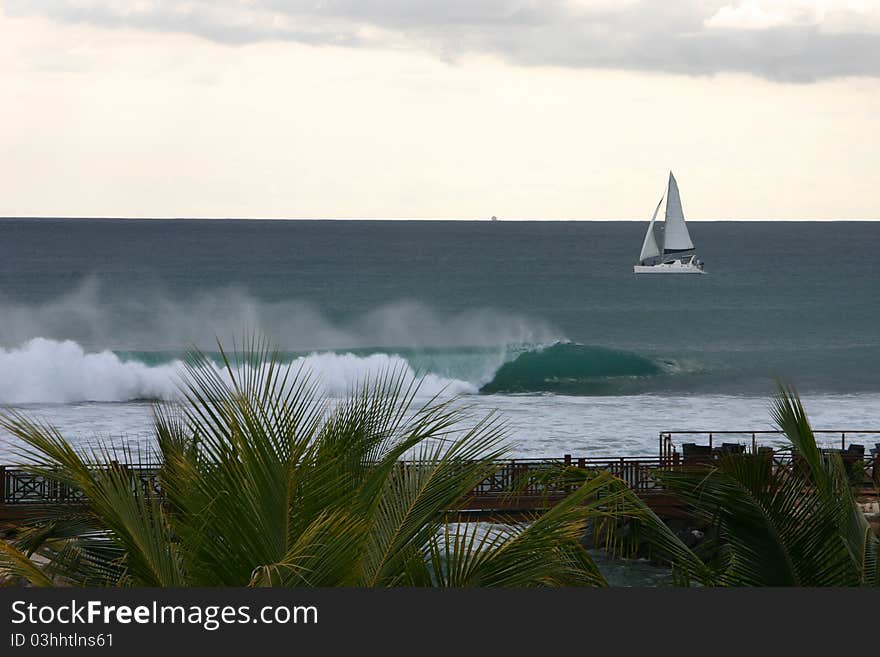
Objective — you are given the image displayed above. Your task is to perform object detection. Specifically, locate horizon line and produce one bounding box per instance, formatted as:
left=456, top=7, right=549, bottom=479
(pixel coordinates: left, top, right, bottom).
left=2, top=216, right=879, bottom=223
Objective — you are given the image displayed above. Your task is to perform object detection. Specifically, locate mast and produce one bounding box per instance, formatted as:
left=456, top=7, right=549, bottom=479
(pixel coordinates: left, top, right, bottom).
left=661, top=171, right=694, bottom=254
left=638, top=195, right=663, bottom=264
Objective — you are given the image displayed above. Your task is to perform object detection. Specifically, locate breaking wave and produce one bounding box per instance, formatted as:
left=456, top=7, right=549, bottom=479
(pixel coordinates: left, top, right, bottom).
left=0, top=338, right=682, bottom=404
left=479, top=343, right=668, bottom=394
left=0, top=338, right=476, bottom=404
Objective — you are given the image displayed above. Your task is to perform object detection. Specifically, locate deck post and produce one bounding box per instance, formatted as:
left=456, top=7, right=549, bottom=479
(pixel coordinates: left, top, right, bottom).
left=841, top=432, right=846, bottom=450
left=0, top=466, right=5, bottom=503
left=752, top=433, right=756, bottom=454
left=709, top=433, right=713, bottom=449
left=564, top=454, right=571, bottom=467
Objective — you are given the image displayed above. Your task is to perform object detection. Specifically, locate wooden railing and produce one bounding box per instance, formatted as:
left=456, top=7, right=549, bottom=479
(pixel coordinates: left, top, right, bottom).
left=0, top=456, right=673, bottom=507
left=0, top=467, right=89, bottom=505
left=0, top=464, right=163, bottom=505
left=659, top=429, right=880, bottom=454
left=659, top=430, right=880, bottom=478
left=2, top=429, right=877, bottom=511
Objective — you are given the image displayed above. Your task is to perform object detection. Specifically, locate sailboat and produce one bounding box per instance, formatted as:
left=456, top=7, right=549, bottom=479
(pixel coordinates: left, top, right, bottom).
left=633, top=172, right=705, bottom=274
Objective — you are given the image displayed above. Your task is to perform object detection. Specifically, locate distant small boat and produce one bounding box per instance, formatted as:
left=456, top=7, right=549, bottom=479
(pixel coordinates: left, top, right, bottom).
left=491, top=216, right=499, bottom=222
left=634, top=172, right=705, bottom=274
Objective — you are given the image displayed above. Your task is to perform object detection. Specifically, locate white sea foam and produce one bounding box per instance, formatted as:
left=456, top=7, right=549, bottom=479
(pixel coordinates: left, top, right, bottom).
left=286, top=350, right=476, bottom=397
left=0, top=338, right=475, bottom=404
left=0, top=338, right=179, bottom=404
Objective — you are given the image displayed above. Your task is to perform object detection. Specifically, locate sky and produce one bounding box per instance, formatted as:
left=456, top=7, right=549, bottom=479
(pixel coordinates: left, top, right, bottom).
left=1, top=1, right=878, bottom=220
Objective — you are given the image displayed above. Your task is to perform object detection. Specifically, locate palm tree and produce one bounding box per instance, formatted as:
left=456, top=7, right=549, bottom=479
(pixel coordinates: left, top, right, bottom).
left=0, top=338, right=684, bottom=587
left=658, top=384, right=880, bottom=586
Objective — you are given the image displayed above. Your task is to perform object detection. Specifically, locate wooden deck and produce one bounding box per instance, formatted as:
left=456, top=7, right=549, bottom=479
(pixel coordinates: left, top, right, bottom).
left=2, top=429, right=877, bottom=524
left=0, top=455, right=677, bottom=522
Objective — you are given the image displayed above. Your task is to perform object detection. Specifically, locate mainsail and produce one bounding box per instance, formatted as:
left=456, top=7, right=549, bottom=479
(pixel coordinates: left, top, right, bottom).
left=638, top=195, right=663, bottom=264
left=662, top=171, right=694, bottom=253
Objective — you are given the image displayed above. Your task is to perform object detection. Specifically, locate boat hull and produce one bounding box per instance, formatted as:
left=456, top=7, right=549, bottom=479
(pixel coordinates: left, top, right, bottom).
left=633, top=259, right=705, bottom=274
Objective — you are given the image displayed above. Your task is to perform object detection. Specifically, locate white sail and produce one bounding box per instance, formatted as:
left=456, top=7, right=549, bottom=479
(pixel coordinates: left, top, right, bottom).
left=638, top=195, right=663, bottom=263
left=662, top=171, right=693, bottom=253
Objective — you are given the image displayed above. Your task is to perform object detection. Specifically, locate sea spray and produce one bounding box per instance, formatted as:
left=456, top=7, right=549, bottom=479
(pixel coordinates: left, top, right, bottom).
left=0, top=338, right=476, bottom=404
left=0, top=280, right=563, bottom=352
left=0, top=338, right=679, bottom=404
left=0, top=339, right=181, bottom=404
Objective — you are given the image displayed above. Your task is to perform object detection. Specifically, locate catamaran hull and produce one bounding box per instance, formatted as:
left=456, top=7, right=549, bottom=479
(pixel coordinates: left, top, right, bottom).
left=633, top=261, right=706, bottom=274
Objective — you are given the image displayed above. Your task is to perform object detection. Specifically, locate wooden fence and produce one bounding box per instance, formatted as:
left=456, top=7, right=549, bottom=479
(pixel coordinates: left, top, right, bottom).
left=2, top=429, right=877, bottom=515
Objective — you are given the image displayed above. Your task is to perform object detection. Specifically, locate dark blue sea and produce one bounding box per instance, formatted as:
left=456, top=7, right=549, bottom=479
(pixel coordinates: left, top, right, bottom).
left=1, top=219, right=878, bottom=459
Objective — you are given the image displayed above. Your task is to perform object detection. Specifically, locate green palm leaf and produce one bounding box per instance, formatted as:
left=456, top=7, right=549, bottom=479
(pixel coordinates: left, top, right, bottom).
left=0, top=336, right=631, bottom=588
left=659, top=382, right=880, bottom=587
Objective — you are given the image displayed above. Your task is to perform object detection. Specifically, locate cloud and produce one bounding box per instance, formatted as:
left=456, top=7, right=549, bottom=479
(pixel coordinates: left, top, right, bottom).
left=4, top=0, right=880, bottom=80
left=706, top=1, right=880, bottom=31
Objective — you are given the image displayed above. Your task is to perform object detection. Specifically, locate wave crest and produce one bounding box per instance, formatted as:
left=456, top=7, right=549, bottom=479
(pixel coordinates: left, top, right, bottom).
left=0, top=339, right=475, bottom=404
left=0, top=339, right=681, bottom=404
left=479, top=343, right=665, bottom=395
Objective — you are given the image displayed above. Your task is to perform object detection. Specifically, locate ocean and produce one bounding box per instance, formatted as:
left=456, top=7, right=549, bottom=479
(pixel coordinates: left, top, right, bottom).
left=1, top=218, right=879, bottom=461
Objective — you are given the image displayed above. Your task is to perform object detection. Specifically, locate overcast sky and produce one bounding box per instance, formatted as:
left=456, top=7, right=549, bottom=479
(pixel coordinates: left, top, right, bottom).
left=2, top=1, right=879, bottom=219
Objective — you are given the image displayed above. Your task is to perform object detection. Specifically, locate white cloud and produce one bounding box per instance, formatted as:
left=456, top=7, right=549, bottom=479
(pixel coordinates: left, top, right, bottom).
left=1, top=9, right=879, bottom=219
left=4, top=0, right=880, bottom=80
left=706, top=1, right=816, bottom=30
left=706, top=1, right=880, bottom=31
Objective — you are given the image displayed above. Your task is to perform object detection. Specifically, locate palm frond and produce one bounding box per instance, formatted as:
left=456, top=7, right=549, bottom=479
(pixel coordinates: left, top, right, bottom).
left=659, top=383, right=879, bottom=587
left=0, top=540, right=54, bottom=587
left=11, top=335, right=825, bottom=589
